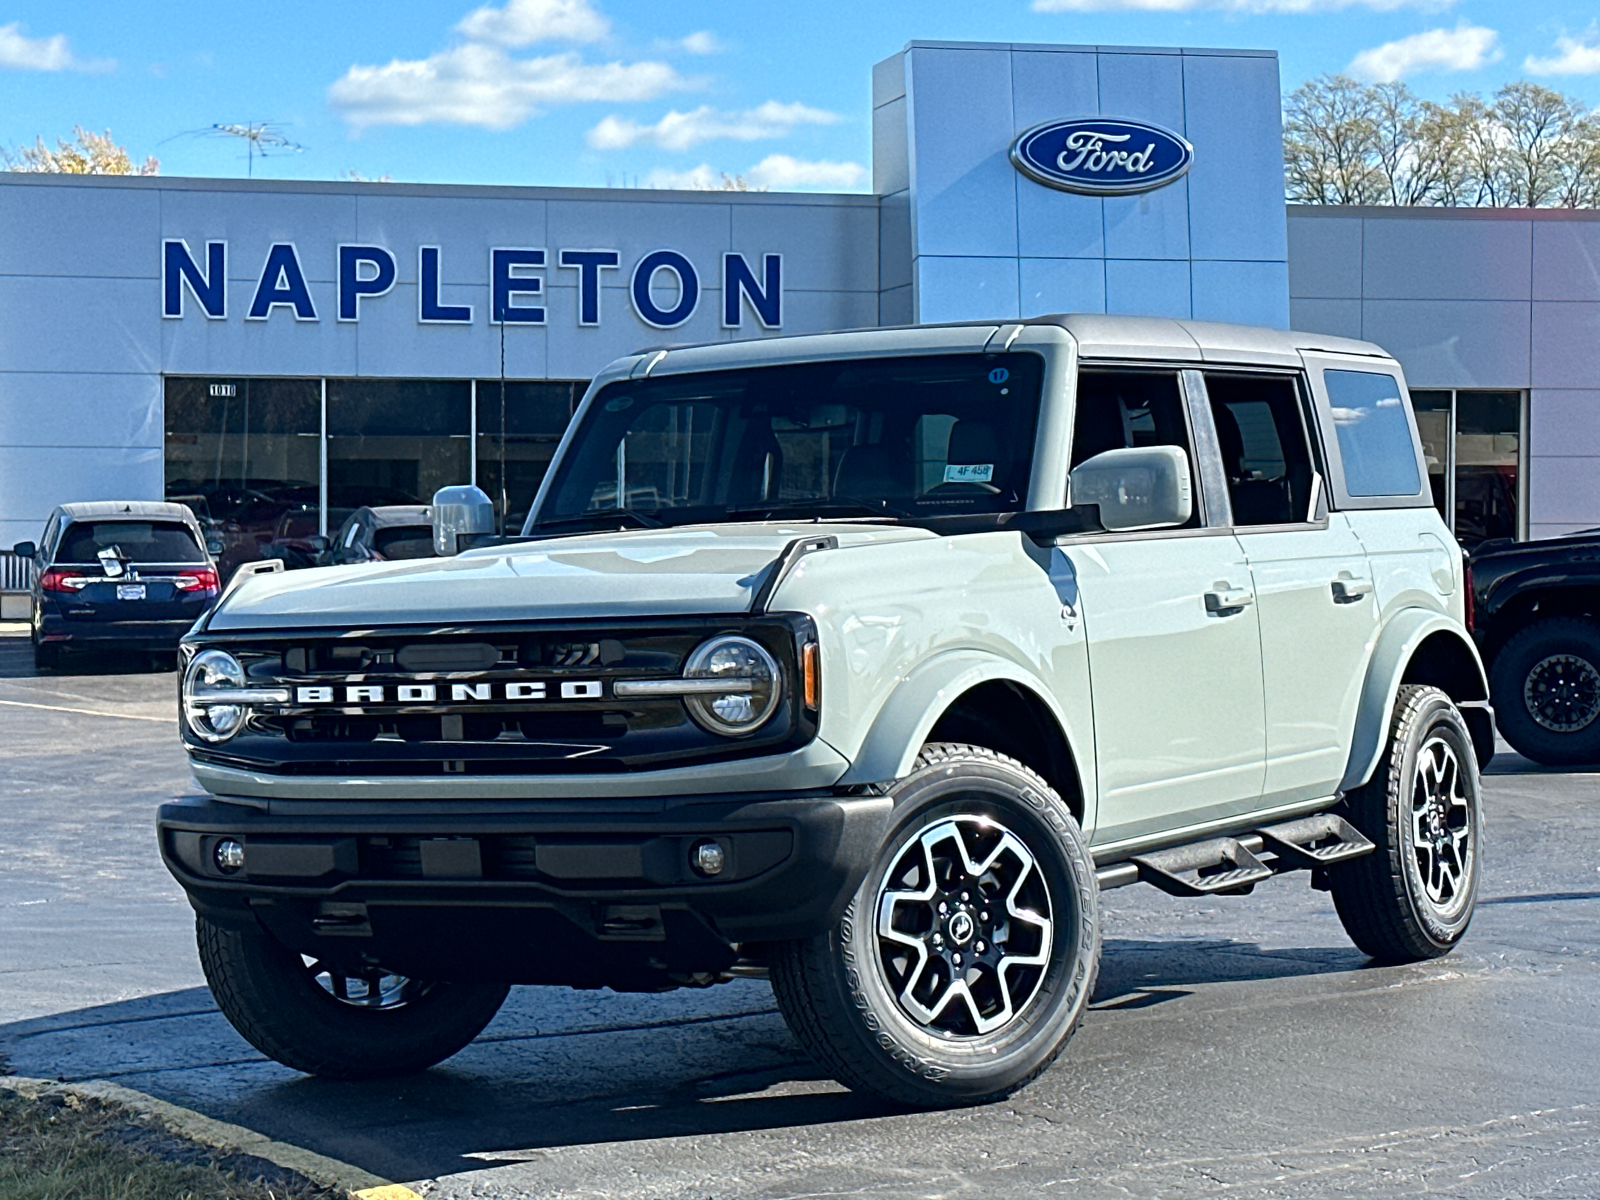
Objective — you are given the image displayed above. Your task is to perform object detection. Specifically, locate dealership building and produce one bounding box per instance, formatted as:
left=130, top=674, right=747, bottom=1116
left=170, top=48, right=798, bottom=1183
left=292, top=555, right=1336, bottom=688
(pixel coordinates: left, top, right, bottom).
left=3, top=37, right=1598, bottom=583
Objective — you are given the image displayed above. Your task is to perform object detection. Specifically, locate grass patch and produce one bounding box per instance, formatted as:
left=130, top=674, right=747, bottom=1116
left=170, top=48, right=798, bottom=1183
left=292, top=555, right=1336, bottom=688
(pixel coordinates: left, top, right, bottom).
left=0, top=1087, right=341, bottom=1200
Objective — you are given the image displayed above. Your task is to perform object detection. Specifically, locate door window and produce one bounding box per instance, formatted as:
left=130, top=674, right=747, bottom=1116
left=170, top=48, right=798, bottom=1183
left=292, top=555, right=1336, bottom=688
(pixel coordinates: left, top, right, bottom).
left=1070, top=370, right=1201, bottom=528
left=1204, top=374, right=1318, bottom=526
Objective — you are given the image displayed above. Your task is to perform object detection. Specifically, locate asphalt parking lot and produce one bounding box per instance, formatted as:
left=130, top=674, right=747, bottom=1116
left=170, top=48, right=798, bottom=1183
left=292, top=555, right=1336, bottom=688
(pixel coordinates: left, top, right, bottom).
left=2, top=622, right=1599, bottom=1199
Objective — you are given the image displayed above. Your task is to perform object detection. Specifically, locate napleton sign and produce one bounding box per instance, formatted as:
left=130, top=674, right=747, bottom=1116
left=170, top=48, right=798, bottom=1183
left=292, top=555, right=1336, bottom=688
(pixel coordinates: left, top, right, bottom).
left=1009, top=116, right=1195, bottom=196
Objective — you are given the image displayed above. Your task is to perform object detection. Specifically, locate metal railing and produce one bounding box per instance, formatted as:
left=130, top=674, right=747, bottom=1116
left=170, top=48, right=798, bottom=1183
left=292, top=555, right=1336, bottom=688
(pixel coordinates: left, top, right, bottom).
left=1, top=552, right=35, bottom=592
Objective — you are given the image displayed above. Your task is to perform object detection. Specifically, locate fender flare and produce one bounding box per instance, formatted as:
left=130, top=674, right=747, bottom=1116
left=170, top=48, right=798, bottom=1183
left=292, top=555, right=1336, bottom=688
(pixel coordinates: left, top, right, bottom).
left=835, top=649, right=1087, bottom=793
left=1340, top=609, right=1490, bottom=792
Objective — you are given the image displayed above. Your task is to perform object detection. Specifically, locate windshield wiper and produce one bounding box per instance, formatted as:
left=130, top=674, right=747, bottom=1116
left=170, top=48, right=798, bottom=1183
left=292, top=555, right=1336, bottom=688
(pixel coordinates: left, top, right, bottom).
left=529, top=506, right=665, bottom=532
left=724, top=498, right=914, bottom=522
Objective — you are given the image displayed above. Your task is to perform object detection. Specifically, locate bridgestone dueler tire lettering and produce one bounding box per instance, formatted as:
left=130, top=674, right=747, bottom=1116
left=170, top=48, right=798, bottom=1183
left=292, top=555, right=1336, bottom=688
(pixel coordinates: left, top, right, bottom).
left=1489, top=617, right=1600, bottom=766
left=770, top=743, right=1100, bottom=1108
left=197, top=916, right=509, bottom=1080
left=1329, top=685, right=1482, bottom=964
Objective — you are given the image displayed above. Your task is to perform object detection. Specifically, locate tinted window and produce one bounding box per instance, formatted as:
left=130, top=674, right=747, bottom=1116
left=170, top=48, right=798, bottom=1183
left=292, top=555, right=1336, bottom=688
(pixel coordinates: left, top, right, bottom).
left=536, top=354, right=1044, bottom=528
left=57, top=521, right=204, bottom=564
left=1070, top=370, right=1201, bottom=527
left=373, top=526, right=435, bottom=559
left=1325, top=370, right=1422, bottom=497
left=1206, top=373, right=1317, bottom=526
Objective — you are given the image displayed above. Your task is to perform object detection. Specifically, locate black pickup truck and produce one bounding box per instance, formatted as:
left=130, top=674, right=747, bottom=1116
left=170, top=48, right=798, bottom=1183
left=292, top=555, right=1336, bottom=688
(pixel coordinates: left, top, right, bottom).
left=1470, top=531, right=1600, bottom=764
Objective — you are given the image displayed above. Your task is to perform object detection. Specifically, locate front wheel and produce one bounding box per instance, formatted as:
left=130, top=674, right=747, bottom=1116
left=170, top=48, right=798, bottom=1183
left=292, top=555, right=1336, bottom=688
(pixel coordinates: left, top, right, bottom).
left=197, top=917, right=509, bottom=1079
left=1330, top=685, right=1482, bottom=964
left=771, top=743, right=1100, bottom=1108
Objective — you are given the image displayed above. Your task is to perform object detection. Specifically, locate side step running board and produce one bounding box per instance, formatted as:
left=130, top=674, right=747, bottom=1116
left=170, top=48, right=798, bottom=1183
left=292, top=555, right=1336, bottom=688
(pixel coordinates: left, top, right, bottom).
left=1131, top=838, right=1273, bottom=897
left=1098, top=811, right=1376, bottom=896
left=1256, top=814, right=1374, bottom=870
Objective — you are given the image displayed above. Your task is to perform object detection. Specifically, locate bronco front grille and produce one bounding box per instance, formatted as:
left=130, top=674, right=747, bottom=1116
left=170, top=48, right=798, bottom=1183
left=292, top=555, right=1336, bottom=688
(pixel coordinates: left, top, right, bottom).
left=183, top=616, right=818, bottom=776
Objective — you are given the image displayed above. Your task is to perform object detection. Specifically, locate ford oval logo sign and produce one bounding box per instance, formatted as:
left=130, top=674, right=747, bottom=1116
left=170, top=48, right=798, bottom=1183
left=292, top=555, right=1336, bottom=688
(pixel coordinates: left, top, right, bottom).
left=1010, top=117, right=1194, bottom=196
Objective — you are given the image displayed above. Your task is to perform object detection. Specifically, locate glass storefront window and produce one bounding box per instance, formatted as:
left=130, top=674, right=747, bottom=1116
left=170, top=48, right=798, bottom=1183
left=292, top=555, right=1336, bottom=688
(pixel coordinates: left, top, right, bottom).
left=1406, top=388, right=1523, bottom=546
left=326, top=379, right=471, bottom=512
left=475, top=381, right=580, bottom=533
left=164, top=378, right=321, bottom=578
left=165, top=376, right=585, bottom=574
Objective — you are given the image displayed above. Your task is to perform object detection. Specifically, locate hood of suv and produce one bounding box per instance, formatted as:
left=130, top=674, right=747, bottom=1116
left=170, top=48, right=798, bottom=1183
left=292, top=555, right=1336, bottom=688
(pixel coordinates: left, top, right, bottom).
left=203, top=522, right=932, bottom=631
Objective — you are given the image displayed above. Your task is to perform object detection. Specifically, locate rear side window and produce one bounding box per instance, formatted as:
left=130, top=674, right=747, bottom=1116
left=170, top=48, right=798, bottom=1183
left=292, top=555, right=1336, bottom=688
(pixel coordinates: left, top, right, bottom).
left=1324, top=370, right=1422, bottom=497
left=56, top=521, right=205, bottom=564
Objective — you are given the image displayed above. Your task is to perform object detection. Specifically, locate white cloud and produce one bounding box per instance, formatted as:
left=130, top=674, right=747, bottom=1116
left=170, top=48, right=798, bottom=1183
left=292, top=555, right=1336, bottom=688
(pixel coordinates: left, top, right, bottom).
left=748, top=155, right=866, bottom=190
left=677, top=30, right=723, bottom=55
left=1347, top=21, right=1500, bottom=82
left=644, top=155, right=866, bottom=192
left=454, top=0, right=608, bottom=47
left=1033, top=0, right=1453, bottom=10
left=0, top=21, right=110, bottom=72
left=329, top=43, right=691, bottom=131
left=1526, top=26, right=1600, bottom=75
left=587, top=101, right=841, bottom=151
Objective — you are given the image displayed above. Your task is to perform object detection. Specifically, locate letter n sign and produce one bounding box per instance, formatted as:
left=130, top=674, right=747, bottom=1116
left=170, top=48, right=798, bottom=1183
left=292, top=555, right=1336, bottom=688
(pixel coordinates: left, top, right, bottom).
left=723, top=253, right=781, bottom=328
left=163, top=240, right=226, bottom=319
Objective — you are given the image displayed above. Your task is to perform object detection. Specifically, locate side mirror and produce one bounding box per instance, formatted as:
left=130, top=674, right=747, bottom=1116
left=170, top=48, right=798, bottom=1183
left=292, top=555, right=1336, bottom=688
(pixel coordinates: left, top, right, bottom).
left=431, top=486, right=495, bottom=556
left=12, top=541, right=36, bottom=559
left=1069, top=446, right=1193, bottom=532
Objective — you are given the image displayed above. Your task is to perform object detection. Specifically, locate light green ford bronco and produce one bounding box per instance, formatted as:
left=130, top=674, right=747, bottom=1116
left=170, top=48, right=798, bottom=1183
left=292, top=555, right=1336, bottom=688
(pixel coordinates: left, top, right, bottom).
left=160, top=315, right=1491, bottom=1107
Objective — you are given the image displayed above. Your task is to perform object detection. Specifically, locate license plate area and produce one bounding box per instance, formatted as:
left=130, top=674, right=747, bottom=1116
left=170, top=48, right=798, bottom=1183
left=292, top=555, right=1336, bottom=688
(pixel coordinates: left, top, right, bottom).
left=117, top=584, right=146, bottom=601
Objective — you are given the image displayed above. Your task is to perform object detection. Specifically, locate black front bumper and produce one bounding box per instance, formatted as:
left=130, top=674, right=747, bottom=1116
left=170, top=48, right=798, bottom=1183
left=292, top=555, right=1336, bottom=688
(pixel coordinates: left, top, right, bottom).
left=157, top=790, right=890, bottom=990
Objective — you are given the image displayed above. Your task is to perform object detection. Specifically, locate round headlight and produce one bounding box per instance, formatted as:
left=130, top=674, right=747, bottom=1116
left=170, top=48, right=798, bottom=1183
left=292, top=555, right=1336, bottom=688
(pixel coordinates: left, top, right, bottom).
left=683, top=635, right=782, bottom=737
left=183, top=648, right=248, bottom=742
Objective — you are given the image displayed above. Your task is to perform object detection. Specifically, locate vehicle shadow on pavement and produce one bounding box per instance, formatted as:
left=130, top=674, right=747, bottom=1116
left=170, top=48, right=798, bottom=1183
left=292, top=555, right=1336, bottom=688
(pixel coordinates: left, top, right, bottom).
left=0, top=631, right=172, bottom=680
left=1092, top=937, right=1368, bottom=1012
left=0, top=935, right=1386, bottom=1181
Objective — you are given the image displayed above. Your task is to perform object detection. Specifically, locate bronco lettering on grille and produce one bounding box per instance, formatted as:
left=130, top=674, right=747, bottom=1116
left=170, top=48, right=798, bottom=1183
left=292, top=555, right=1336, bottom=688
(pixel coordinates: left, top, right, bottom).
left=291, top=681, right=603, bottom=705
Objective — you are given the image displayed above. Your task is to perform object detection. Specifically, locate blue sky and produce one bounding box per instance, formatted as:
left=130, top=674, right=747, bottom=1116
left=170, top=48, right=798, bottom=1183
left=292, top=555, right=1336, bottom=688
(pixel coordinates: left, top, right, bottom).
left=3, top=0, right=1599, bottom=192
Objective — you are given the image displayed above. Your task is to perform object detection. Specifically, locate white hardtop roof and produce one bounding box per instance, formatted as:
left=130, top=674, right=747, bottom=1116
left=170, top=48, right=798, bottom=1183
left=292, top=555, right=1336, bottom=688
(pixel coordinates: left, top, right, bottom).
left=56, top=500, right=201, bottom=524
left=623, top=313, right=1391, bottom=380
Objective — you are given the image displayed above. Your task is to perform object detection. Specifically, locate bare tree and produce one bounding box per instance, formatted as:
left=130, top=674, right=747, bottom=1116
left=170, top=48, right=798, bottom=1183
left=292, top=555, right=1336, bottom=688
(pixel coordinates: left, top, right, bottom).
left=1284, top=75, right=1600, bottom=209
left=4, top=127, right=157, bottom=175
left=1283, top=75, right=1384, bottom=204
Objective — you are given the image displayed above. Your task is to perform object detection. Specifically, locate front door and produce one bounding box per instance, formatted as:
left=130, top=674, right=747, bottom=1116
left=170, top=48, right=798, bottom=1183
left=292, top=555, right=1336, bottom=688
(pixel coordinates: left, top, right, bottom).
left=1064, top=368, right=1266, bottom=849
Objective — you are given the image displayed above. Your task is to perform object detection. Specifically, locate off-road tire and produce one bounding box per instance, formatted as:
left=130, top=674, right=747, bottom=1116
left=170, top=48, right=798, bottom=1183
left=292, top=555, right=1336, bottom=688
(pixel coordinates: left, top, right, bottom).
left=770, top=743, right=1099, bottom=1108
left=1489, top=617, right=1600, bottom=766
left=1330, top=685, right=1482, bottom=964
left=197, top=916, right=509, bottom=1079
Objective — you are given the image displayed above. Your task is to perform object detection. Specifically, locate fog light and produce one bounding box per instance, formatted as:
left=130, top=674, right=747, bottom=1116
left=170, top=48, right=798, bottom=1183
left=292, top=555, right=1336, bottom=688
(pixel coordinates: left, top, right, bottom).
left=691, top=840, right=726, bottom=877
left=214, top=839, right=245, bottom=874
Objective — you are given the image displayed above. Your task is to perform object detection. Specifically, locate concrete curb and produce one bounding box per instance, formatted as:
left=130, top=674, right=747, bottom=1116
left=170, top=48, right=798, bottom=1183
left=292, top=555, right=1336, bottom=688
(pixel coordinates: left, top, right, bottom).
left=0, top=1075, right=421, bottom=1199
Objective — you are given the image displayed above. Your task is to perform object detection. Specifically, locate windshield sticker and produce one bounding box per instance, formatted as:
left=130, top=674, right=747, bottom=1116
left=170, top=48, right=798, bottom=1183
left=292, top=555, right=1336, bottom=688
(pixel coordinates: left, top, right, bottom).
left=944, top=463, right=995, bottom=484
left=988, top=367, right=1010, bottom=385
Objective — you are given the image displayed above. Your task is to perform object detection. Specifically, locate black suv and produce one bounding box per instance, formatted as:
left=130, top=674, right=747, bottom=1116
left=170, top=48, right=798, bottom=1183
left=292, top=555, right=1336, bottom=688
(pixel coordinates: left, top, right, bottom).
left=14, top=501, right=220, bottom=670
left=1470, top=531, right=1600, bottom=764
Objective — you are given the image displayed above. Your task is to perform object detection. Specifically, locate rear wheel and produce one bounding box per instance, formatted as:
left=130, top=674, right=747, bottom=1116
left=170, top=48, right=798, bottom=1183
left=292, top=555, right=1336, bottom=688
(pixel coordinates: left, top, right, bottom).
left=771, top=743, right=1099, bottom=1108
left=31, top=637, right=58, bottom=672
left=1330, top=685, right=1482, bottom=963
left=197, top=916, right=509, bottom=1079
left=1490, top=617, right=1600, bottom=765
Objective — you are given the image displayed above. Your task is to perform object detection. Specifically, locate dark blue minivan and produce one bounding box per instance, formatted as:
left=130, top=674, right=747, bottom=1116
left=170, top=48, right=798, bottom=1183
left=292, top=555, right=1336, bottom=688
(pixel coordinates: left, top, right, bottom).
left=13, top=501, right=221, bottom=670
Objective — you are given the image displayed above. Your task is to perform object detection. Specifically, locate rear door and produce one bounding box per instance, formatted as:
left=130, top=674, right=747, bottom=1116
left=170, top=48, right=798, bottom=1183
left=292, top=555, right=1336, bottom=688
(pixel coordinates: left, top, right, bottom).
left=1197, top=368, right=1379, bottom=807
left=1063, top=367, right=1267, bottom=848
left=54, top=520, right=211, bottom=621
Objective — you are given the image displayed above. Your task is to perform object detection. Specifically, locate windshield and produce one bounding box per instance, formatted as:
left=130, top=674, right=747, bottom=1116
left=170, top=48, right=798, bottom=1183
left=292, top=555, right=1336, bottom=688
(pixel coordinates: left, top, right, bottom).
left=57, top=521, right=205, bottom=565
left=530, top=353, right=1044, bottom=531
